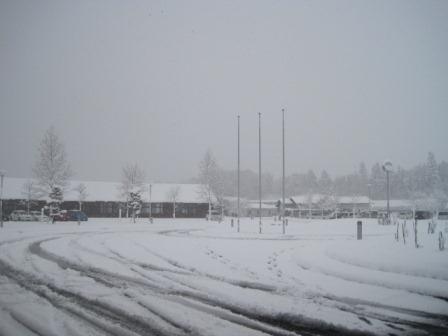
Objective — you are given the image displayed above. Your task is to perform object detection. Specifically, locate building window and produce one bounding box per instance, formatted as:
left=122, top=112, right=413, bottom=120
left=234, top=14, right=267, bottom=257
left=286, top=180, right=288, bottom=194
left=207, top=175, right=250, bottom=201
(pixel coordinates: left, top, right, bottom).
left=153, top=203, right=163, bottom=215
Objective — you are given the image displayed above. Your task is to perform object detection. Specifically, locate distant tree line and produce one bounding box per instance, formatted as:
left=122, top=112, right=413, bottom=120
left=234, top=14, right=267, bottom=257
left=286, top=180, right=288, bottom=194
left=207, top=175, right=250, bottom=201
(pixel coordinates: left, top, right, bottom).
left=194, top=151, right=448, bottom=204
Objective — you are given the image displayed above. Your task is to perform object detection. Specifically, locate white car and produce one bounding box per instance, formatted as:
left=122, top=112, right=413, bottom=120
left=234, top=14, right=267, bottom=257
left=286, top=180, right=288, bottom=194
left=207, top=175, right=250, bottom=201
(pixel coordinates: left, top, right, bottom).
left=10, top=210, right=33, bottom=221
left=30, top=210, right=49, bottom=221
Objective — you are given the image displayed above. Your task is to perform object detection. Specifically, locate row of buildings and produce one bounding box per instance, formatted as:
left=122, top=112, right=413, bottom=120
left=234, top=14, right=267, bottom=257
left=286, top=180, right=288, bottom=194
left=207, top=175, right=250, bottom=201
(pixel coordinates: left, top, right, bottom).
left=1, top=178, right=211, bottom=218
left=226, top=194, right=446, bottom=219
left=2, top=178, right=445, bottom=219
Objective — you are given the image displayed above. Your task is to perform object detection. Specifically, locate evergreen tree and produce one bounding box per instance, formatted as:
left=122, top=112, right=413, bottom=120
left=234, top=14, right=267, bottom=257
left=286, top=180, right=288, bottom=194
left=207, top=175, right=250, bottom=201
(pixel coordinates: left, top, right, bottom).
left=119, top=163, right=145, bottom=218
left=129, top=190, right=142, bottom=223
left=370, top=162, right=384, bottom=199
left=318, top=170, right=333, bottom=195
left=425, top=152, right=440, bottom=194
left=49, top=186, right=63, bottom=217
left=304, top=170, right=318, bottom=194
left=358, top=162, right=369, bottom=195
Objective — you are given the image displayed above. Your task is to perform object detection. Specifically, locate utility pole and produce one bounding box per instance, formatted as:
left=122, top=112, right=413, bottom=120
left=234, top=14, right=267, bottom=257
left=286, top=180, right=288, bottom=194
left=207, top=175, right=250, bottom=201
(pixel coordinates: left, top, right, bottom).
left=237, top=115, right=240, bottom=233
left=282, top=108, right=286, bottom=234
left=258, top=112, right=262, bottom=234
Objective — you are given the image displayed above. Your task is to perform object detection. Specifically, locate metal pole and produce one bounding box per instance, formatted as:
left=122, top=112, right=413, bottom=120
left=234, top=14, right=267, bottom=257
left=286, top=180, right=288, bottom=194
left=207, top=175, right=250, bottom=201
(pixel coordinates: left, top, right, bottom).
left=386, top=171, right=390, bottom=221
left=149, top=183, right=152, bottom=223
left=0, top=172, right=4, bottom=229
left=258, top=112, right=262, bottom=234
left=367, top=183, right=372, bottom=218
left=282, top=108, right=286, bottom=234
left=237, top=115, right=240, bottom=233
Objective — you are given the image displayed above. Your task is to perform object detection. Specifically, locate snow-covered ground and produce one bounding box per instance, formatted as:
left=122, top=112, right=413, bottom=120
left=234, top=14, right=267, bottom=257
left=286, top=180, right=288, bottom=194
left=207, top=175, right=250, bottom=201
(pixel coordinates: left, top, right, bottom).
left=0, top=217, right=447, bottom=336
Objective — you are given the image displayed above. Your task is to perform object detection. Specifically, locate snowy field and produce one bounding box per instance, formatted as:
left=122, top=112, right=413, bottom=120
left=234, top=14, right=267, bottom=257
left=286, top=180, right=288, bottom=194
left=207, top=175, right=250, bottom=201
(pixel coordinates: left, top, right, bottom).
left=0, top=217, right=447, bottom=336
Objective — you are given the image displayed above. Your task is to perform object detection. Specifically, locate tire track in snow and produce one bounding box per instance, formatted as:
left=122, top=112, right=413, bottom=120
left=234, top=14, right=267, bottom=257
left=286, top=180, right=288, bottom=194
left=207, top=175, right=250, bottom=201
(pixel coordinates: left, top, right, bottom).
left=13, top=231, right=446, bottom=336
left=156, top=229, right=448, bottom=335
left=136, top=230, right=448, bottom=335
left=295, top=248, right=448, bottom=302
left=29, top=238, right=301, bottom=336
left=0, top=258, right=183, bottom=336
left=27, top=237, right=366, bottom=336
left=133, top=241, right=277, bottom=293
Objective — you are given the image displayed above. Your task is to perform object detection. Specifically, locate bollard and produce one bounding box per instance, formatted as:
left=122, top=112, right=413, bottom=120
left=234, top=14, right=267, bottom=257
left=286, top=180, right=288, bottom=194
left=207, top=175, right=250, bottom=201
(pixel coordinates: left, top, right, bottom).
left=357, top=220, right=362, bottom=240
left=231, top=218, right=234, bottom=228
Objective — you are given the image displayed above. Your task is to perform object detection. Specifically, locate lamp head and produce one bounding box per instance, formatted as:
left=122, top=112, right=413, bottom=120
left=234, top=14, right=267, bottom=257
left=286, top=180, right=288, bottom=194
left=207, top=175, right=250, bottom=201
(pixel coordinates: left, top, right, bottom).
left=382, top=161, right=393, bottom=173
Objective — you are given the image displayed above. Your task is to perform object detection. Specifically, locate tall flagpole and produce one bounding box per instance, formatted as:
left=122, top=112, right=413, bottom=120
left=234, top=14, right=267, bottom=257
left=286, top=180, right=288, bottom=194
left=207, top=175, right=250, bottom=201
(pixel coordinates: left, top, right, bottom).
left=237, top=115, right=240, bottom=233
left=258, top=112, right=262, bottom=234
left=282, top=108, right=286, bottom=234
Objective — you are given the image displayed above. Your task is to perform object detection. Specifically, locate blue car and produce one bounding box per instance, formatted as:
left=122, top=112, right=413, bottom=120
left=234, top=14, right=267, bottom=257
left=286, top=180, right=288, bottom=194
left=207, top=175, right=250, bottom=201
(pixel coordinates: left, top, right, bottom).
left=67, top=210, right=88, bottom=221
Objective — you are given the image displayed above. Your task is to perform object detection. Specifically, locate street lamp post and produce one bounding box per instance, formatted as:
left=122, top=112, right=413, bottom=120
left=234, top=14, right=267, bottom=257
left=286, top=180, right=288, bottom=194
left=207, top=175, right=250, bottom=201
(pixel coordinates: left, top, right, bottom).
left=258, top=112, right=262, bottom=234
left=0, top=170, right=5, bottom=229
left=237, top=115, right=240, bottom=233
left=367, top=183, right=372, bottom=218
left=149, top=183, right=153, bottom=223
left=282, top=108, right=286, bottom=234
left=382, top=161, right=393, bottom=223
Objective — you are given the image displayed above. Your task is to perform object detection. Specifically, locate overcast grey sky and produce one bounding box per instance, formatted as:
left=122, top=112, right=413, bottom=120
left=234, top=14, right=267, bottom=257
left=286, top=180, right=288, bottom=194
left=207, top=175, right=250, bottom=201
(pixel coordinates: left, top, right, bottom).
left=1, top=0, right=447, bottom=182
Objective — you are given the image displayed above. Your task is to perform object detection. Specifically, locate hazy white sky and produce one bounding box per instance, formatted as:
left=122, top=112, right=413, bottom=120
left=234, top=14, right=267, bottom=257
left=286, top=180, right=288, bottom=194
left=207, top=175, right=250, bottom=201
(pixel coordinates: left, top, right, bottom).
left=1, top=0, right=447, bottom=182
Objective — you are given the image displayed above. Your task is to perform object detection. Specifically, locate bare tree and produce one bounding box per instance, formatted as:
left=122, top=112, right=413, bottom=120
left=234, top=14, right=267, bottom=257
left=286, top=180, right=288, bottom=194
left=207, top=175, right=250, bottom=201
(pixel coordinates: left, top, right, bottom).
left=21, top=180, right=40, bottom=214
left=167, top=186, right=181, bottom=218
left=198, top=150, right=222, bottom=219
left=119, top=163, right=145, bottom=218
left=33, top=126, right=72, bottom=217
left=73, top=183, right=88, bottom=211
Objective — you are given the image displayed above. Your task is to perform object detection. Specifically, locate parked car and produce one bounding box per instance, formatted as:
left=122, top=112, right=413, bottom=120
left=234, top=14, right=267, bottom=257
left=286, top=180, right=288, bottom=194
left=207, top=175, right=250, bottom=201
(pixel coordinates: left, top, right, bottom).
left=207, top=210, right=222, bottom=222
left=10, top=210, right=33, bottom=221
left=414, top=211, right=432, bottom=220
left=438, top=211, right=448, bottom=220
left=67, top=210, right=88, bottom=221
left=52, top=210, right=69, bottom=221
left=398, top=211, right=414, bottom=220
left=30, top=210, right=49, bottom=222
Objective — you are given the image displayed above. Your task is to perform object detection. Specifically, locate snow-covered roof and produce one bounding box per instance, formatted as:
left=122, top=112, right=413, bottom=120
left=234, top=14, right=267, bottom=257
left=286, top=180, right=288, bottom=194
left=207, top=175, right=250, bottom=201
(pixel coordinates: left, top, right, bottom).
left=371, top=199, right=448, bottom=211
left=222, top=196, right=249, bottom=202
left=290, top=194, right=370, bottom=205
left=290, top=194, right=326, bottom=204
left=1, top=177, right=211, bottom=204
left=337, top=196, right=370, bottom=205
left=246, top=201, right=278, bottom=209
left=371, top=199, right=412, bottom=210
